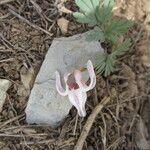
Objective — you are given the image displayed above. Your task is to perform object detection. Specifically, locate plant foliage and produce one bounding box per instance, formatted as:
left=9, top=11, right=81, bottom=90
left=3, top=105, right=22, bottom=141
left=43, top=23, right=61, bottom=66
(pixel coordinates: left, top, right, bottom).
left=74, top=0, right=134, bottom=77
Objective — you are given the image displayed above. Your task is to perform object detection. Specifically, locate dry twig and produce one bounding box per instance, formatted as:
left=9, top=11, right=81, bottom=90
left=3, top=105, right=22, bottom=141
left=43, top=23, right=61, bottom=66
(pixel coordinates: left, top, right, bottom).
left=100, top=113, right=107, bottom=150
left=30, top=0, right=42, bottom=13
left=0, top=114, right=25, bottom=129
left=74, top=97, right=110, bottom=150
left=20, top=137, right=75, bottom=146
left=0, top=0, right=15, bottom=5
left=8, top=9, right=52, bottom=36
left=20, top=139, right=55, bottom=145
left=73, top=113, right=79, bottom=135
left=0, top=133, right=47, bottom=138
left=0, top=58, right=14, bottom=63
left=106, top=136, right=126, bottom=150
left=0, top=33, right=14, bottom=48
left=0, top=13, right=10, bottom=19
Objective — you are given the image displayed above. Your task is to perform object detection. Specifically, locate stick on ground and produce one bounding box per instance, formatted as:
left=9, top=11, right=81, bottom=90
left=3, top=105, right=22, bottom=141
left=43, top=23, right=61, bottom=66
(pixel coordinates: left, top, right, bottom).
left=8, top=9, right=52, bottom=36
left=0, top=114, right=25, bottom=129
left=0, top=0, right=15, bottom=5
left=74, top=97, right=110, bottom=150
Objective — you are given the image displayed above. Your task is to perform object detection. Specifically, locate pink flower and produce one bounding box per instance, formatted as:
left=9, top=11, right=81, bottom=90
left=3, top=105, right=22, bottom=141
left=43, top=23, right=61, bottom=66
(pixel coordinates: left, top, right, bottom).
left=55, top=60, right=96, bottom=117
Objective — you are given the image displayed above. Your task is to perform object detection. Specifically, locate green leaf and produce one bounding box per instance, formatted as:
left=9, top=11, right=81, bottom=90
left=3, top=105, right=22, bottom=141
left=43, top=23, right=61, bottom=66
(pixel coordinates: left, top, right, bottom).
left=85, top=26, right=105, bottom=42
left=95, top=0, right=114, bottom=25
left=75, top=0, right=100, bottom=12
left=73, top=12, right=96, bottom=25
left=97, top=62, right=106, bottom=74
left=106, top=34, right=118, bottom=44
left=103, top=0, right=114, bottom=8
left=74, top=0, right=133, bottom=78
left=95, top=53, right=107, bottom=74
left=104, top=55, right=115, bottom=76
left=95, top=53, right=116, bottom=77
left=107, top=55, right=114, bottom=72
left=74, top=0, right=100, bottom=26
left=106, top=19, right=134, bottom=36
left=112, top=38, right=131, bottom=57
left=104, top=63, right=110, bottom=77
left=73, top=12, right=97, bottom=26
left=95, top=53, right=107, bottom=67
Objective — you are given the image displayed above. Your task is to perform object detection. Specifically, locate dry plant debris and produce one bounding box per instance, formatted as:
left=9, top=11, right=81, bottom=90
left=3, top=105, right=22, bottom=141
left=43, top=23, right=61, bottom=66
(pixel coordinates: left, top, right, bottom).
left=57, top=17, right=69, bottom=34
left=57, top=0, right=73, bottom=14
left=0, top=0, right=149, bottom=149
left=0, top=79, right=11, bottom=112
left=74, top=97, right=110, bottom=150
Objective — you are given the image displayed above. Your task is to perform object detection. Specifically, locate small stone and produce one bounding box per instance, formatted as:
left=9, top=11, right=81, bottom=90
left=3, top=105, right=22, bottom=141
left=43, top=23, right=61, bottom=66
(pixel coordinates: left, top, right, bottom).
left=0, top=79, right=11, bottom=112
left=57, top=17, right=69, bottom=34
left=25, top=33, right=104, bottom=127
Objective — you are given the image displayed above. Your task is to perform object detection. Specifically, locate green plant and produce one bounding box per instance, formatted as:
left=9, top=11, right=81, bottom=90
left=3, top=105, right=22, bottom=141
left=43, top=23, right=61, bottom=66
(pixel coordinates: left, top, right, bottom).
left=73, top=0, right=134, bottom=77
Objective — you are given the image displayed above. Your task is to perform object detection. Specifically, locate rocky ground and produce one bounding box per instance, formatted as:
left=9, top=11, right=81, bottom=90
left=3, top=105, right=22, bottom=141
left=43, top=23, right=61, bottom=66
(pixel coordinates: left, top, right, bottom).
left=0, top=0, right=150, bottom=149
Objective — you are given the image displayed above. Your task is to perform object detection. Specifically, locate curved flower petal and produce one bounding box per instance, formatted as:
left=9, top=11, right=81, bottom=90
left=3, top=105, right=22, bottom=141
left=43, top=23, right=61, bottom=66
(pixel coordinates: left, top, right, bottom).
left=68, top=89, right=87, bottom=117
left=55, top=71, right=68, bottom=96
left=84, top=60, right=96, bottom=92
left=74, top=70, right=87, bottom=89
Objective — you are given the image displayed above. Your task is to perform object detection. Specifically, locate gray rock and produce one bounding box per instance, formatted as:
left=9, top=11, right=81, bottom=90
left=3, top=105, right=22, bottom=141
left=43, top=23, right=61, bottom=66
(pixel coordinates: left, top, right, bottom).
left=25, top=33, right=104, bottom=127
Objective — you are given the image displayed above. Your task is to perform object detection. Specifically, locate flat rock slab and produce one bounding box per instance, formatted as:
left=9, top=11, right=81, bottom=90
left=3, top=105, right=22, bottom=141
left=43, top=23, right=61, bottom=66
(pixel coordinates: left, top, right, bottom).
left=25, top=33, right=104, bottom=127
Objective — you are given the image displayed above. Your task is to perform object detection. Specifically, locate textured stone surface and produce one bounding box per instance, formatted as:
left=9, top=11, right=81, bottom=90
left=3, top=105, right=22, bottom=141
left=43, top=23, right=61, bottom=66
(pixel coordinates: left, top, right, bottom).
left=25, top=33, right=104, bottom=127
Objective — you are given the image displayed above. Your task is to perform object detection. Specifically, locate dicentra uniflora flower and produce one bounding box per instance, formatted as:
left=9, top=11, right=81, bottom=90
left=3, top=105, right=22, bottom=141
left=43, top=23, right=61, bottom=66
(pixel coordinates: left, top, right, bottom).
left=55, top=60, right=96, bottom=117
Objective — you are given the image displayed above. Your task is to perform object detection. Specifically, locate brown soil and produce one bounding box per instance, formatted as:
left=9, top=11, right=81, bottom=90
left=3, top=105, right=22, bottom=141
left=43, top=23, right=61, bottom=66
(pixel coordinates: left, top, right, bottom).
left=0, top=0, right=150, bottom=150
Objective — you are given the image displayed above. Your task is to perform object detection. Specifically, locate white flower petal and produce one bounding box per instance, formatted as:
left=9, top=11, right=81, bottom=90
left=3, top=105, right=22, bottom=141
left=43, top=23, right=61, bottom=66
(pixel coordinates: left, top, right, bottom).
left=84, top=60, right=96, bottom=92
left=68, top=89, right=87, bottom=117
left=55, top=71, right=68, bottom=96
left=74, top=70, right=87, bottom=89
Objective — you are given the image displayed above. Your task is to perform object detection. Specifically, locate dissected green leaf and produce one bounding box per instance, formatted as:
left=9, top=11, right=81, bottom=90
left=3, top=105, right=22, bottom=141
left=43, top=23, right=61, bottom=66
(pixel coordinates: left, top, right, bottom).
left=92, top=0, right=101, bottom=8
left=74, top=0, right=100, bottom=26
left=75, top=0, right=100, bottom=12
left=97, top=62, right=106, bottom=74
left=103, top=0, right=114, bottom=8
left=104, top=63, right=110, bottom=77
left=85, top=26, right=105, bottom=42
left=95, top=53, right=107, bottom=66
left=95, top=0, right=114, bottom=25
left=106, top=34, right=118, bottom=44
left=106, top=19, right=134, bottom=36
left=104, top=55, right=115, bottom=76
left=73, top=12, right=97, bottom=26
left=95, top=53, right=106, bottom=73
left=112, top=38, right=131, bottom=57
left=95, top=7, right=110, bottom=25
left=74, top=0, right=134, bottom=78
left=95, top=53, right=116, bottom=77
left=107, top=55, right=114, bottom=72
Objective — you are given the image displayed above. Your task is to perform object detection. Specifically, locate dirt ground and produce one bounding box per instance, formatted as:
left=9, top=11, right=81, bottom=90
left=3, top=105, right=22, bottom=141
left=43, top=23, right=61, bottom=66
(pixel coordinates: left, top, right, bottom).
left=0, top=0, right=150, bottom=149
